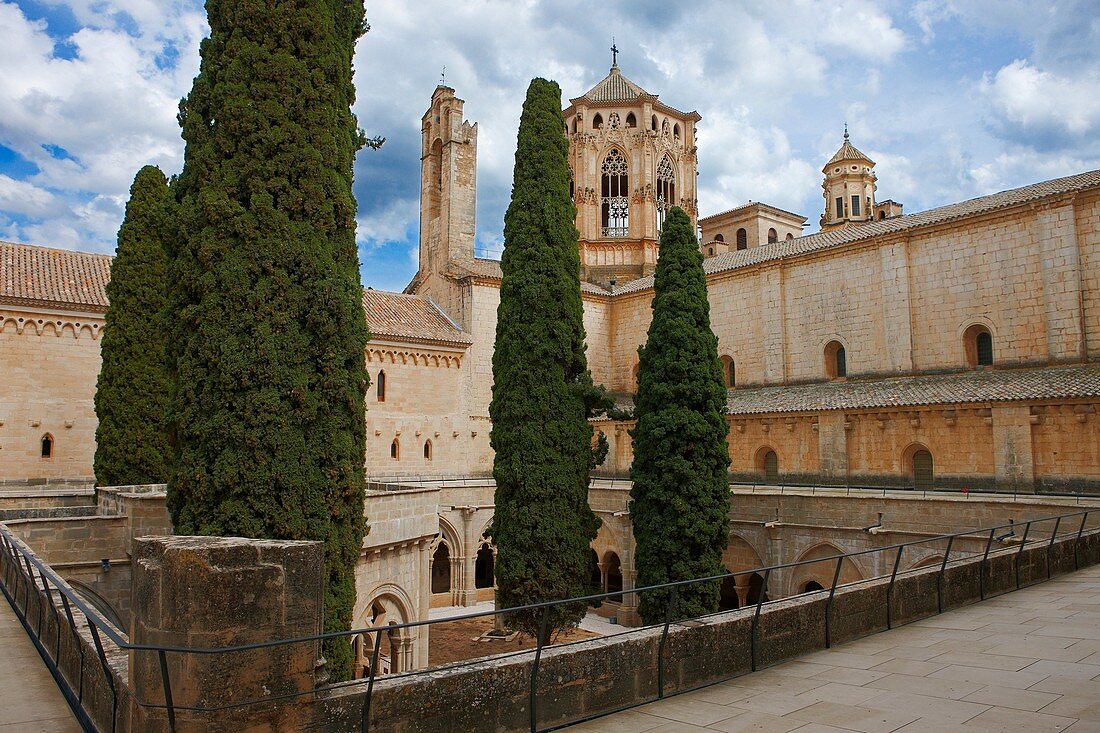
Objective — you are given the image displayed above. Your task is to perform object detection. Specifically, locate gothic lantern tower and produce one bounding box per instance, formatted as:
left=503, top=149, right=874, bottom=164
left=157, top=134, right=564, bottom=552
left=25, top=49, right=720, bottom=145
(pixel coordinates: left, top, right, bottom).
left=820, top=126, right=877, bottom=232
left=563, top=62, right=701, bottom=286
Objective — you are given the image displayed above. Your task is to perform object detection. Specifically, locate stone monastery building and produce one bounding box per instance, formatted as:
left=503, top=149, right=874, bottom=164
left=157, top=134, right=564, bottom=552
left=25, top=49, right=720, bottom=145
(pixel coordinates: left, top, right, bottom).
left=3, top=62, right=1100, bottom=497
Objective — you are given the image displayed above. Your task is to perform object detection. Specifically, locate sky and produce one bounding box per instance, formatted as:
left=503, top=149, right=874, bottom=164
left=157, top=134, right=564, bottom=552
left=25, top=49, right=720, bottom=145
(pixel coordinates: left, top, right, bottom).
left=2, top=1, right=1099, bottom=292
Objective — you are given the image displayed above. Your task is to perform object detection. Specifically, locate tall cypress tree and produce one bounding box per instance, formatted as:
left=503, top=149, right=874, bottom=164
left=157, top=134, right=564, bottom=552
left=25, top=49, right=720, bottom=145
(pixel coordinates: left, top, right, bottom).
left=490, top=78, right=606, bottom=640
left=630, top=207, right=731, bottom=624
left=93, top=165, right=172, bottom=487
left=165, top=1, right=370, bottom=678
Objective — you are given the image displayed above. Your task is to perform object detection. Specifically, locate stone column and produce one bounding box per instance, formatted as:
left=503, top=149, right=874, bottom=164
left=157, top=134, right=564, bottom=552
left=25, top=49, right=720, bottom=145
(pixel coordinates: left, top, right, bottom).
left=129, top=536, right=323, bottom=732
left=817, top=413, right=849, bottom=483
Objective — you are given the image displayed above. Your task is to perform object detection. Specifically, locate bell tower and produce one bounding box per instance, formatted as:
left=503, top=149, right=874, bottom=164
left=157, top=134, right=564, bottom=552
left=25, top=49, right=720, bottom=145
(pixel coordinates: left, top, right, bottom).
left=418, top=85, right=478, bottom=277
left=563, top=63, right=701, bottom=286
left=820, top=126, right=877, bottom=232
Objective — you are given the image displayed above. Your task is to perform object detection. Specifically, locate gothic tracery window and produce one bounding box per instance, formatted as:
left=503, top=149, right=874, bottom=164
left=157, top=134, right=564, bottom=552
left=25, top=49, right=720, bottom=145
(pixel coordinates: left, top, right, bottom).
left=656, top=155, right=676, bottom=232
left=601, top=149, right=629, bottom=237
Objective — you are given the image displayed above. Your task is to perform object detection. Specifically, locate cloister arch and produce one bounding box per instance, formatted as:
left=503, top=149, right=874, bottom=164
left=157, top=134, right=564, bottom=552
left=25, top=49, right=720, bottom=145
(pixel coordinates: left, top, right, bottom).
left=719, top=533, right=767, bottom=610
left=789, top=542, right=864, bottom=596
left=354, top=587, right=416, bottom=678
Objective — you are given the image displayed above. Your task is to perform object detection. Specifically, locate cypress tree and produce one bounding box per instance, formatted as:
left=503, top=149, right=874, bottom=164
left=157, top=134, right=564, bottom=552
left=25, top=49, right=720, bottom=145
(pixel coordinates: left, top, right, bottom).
left=93, top=165, right=172, bottom=487
left=165, top=1, right=370, bottom=679
left=629, top=207, right=731, bottom=624
left=490, top=78, right=606, bottom=640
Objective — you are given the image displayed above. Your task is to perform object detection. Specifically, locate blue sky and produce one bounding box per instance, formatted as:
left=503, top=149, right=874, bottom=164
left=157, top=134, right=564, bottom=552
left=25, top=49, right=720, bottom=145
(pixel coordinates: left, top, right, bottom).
left=2, top=1, right=1099, bottom=293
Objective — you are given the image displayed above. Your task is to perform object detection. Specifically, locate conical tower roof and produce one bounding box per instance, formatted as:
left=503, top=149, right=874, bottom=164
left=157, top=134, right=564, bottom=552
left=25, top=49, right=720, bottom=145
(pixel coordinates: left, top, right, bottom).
left=825, top=126, right=874, bottom=171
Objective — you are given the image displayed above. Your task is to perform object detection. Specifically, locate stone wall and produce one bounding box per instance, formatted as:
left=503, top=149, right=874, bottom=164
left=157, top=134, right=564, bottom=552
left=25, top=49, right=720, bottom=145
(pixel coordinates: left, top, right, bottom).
left=0, top=307, right=104, bottom=482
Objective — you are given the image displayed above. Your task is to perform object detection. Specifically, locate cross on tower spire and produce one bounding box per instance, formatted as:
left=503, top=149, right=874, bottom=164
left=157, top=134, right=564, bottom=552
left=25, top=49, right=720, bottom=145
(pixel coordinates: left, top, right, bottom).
left=440, top=66, right=446, bottom=85
left=610, top=38, right=619, bottom=68
left=843, top=122, right=849, bottom=141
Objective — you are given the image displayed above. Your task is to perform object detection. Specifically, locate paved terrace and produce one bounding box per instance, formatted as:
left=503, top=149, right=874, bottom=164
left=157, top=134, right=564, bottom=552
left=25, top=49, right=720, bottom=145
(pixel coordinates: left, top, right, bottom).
left=0, top=593, right=81, bottom=732
left=569, top=564, right=1100, bottom=733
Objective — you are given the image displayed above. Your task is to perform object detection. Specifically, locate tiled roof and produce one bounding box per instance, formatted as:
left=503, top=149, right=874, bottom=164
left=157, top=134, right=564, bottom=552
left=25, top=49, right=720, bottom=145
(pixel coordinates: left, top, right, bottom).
left=0, top=241, right=112, bottom=312
left=725, top=365, right=1100, bottom=415
left=825, top=138, right=873, bottom=167
left=447, top=257, right=611, bottom=296
left=699, top=201, right=808, bottom=225
left=361, top=289, right=471, bottom=346
left=580, top=66, right=649, bottom=103
left=617, top=168, right=1100, bottom=295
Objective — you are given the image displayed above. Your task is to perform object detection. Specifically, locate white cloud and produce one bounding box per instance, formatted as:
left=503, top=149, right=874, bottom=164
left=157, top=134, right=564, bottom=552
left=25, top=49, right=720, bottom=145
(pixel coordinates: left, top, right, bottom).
left=0, top=174, right=59, bottom=217
left=981, top=60, right=1100, bottom=140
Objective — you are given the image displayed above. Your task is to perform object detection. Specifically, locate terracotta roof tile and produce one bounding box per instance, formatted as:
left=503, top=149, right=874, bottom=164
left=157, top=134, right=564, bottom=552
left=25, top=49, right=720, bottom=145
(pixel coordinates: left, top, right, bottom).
left=725, top=365, right=1100, bottom=415
left=0, top=241, right=112, bottom=311
left=617, top=169, right=1100, bottom=295
left=580, top=66, right=649, bottom=103
left=361, top=289, right=471, bottom=346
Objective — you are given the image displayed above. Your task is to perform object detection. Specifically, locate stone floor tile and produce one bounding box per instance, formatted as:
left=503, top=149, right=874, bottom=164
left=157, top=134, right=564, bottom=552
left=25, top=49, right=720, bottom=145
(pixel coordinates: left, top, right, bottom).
left=707, top=710, right=810, bottom=733
left=1029, top=674, right=1100, bottom=697
left=928, top=651, right=1039, bottom=671
left=800, top=651, right=892, bottom=670
left=643, top=698, right=745, bottom=727
left=868, top=658, right=949, bottom=676
left=1021, top=659, right=1100, bottom=680
left=563, top=710, right=670, bottom=733
left=795, top=682, right=883, bottom=706
left=871, top=645, right=943, bottom=662
left=764, top=661, right=836, bottom=679
left=858, top=689, right=990, bottom=724
left=1038, top=695, right=1100, bottom=722
left=960, top=684, right=1061, bottom=712
left=866, top=672, right=985, bottom=700
left=808, top=666, right=889, bottom=686
left=960, top=706, right=1077, bottom=732
left=685, top=682, right=760, bottom=706
left=784, top=700, right=919, bottom=733
left=729, top=672, right=828, bottom=695
left=646, top=721, right=722, bottom=733
left=930, top=662, right=1051, bottom=689
left=726, top=691, right=818, bottom=717
left=983, top=641, right=1094, bottom=663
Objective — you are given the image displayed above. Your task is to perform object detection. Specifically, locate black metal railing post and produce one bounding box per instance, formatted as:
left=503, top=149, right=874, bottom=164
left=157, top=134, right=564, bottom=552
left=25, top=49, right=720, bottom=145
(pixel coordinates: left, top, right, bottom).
left=657, top=585, right=678, bottom=699
left=1047, top=517, right=1061, bottom=579
left=824, top=556, right=844, bottom=648
left=886, top=546, right=903, bottom=629
left=529, top=605, right=551, bottom=733
left=980, top=528, right=995, bottom=600
left=87, top=619, right=118, bottom=733
left=361, top=629, right=383, bottom=733
left=937, top=536, right=954, bottom=613
left=1016, top=521, right=1032, bottom=590
left=749, top=568, right=770, bottom=672
left=158, top=650, right=176, bottom=732
left=1073, top=512, right=1088, bottom=571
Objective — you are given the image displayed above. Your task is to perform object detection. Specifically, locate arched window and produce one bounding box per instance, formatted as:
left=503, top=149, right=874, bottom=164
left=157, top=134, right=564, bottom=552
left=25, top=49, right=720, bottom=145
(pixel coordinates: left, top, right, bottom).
left=592, top=113, right=603, bottom=129
left=785, top=233, right=794, bottom=240
left=878, top=210, right=886, bottom=220
left=912, top=449, right=934, bottom=491
left=736, top=228, right=747, bottom=250
left=673, top=123, right=681, bottom=138
left=661, top=119, right=670, bottom=135
left=714, top=233, right=724, bottom=243
left=656, top=154, right=675, bottom=232
left=762, top=450, right=778, bottom=484
left=707, top=247, right=714, bottom=256
left=964, top=325, right=994, bottom=368
left=607, top=112, right=620, bottom=129
left=376, top=370, right=386, bottom=402
left=427, top=138, right=443, bottom=221
left=390, top=439, right=399, bottom=460
left=475, top=543, right=494, bottom=589
left=625, top=112, right=636, bottom=128
left=720, top=356, right=736, bottom=388
left=601, top=149, right=629, bottom=237
left=423, top=440, right=432, bottom=461
left=803, top=581, right=825, bottom=593
left=719, top=570, right=740, bottom=611
left=651, top=114, right=658, bottom=131
left=571, top=117, right=577, bottom=134
left=603, top=551, right=623, bottom=602
left=41, top=433, right=53, bottom=459
left=767, top=228, right=778, bottom=243
left=825, top=341, right=847, bottom=379
left=431, top=542, right=451, bottom=594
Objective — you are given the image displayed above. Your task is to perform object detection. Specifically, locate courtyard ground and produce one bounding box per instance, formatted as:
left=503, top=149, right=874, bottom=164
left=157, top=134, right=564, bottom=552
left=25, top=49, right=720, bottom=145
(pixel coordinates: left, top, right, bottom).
left=427, top=613, right=601, bottom=667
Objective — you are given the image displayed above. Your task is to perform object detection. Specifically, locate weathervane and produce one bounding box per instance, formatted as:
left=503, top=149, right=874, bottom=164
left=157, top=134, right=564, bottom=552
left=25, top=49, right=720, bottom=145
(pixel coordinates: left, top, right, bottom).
left=440, top=66, right=446, bottom=85
left=611, top=38, right=619, bottom=67
left=843, top=122, right=849, bottom=141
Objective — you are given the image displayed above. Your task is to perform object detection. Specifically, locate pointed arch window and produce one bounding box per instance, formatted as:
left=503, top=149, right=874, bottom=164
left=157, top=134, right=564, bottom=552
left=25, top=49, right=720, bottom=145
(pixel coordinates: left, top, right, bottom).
left=41, top=433, right=53, bottom=459
left=767, top=228, right=778, bottom=243
left=625, top=112, right=636, bottom=128
left=656, top=155, right=675, bottom=232
left=424, top=440, right=433, bottom=461
left=736, top=228, right=747, bottom=250
left=376, top=370, right=386, bottom=402
left=601, top=149, right=629, bottom=238
left=390, top=439, right=400, bottom=460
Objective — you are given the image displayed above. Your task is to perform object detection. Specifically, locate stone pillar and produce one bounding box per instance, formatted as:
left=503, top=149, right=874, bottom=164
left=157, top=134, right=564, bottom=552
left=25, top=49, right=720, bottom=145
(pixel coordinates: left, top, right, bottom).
left=734, top=580, right=750, bottom=608
left=879, top=241, right=914, bottom=373
left=460, top=508, right=481, bottom=606
left=129, top=536, right=324, bottom=732
left=992, top=405, right=1036, bottom=493
left=1034, top=200, right=1086, bottom=363
left=817, top=413, right=849, bottom=483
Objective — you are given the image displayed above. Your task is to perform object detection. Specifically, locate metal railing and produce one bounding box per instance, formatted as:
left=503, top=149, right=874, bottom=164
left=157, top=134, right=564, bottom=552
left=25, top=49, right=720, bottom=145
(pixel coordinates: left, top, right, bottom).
left=1, top=509, right=1098, bottom=733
